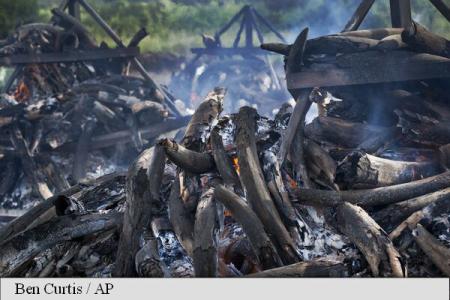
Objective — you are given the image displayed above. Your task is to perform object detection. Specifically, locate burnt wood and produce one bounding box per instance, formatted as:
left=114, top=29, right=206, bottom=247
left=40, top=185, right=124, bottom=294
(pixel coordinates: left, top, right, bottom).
left=114, top=145, right=166, bottom=277
left=214, top=185, right=282, bottom=269
left=235, top=106, right=299, bottom=264
left=295, top=171, right=450, bottom=207
left=193, top=188, right=219, bottom=277
left=336, top=202, right=405, bottom=277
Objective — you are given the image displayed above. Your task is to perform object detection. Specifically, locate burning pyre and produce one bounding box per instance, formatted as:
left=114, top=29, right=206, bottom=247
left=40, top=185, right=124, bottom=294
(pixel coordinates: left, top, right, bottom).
left=0, top=11, right=188, bottom=212
left=1, top=77, right=449, bottom=277
left=0, top=3, right=449, bottom=279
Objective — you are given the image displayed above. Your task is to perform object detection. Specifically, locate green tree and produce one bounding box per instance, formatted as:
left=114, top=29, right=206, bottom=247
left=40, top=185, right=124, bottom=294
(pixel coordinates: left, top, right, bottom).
left=0, top=0, right=39, bottom=38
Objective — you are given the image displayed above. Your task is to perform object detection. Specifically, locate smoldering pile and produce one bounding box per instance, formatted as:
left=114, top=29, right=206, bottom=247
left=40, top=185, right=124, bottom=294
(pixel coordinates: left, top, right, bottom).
left=171, top=56, right=290, bottom=116
left=1, top=78, right=449, bottom=277
left=0, top=11, right=189, bottom=211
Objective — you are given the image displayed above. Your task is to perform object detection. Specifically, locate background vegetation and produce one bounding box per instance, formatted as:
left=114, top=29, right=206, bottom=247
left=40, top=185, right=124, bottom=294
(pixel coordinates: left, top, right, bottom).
left=1, top=0, right=449, bottom=54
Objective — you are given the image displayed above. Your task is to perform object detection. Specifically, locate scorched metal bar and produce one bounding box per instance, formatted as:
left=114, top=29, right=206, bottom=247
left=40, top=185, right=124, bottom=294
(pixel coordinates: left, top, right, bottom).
left=191, top=47, right=269, bottom=56
left=0, top=47, right=140, bottom=66
left=429, top=0, right=450, bottom=22
left=286, top=57, right=450, bottom=90
left=342, top=0, right=376, bottom=32
left=390, top=0, right=412, bottom=28
left=68, top=0, right=81, bottom=20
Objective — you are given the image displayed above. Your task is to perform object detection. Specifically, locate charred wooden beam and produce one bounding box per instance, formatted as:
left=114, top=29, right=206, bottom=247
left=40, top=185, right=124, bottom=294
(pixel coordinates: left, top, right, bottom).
left=336, top=202, right=405, bottom=277
left=114, top=145, right=166, bottom=277
left=214, top=185, right=282, bottom=269
left=286, top=51, right=450, bottom=89
left=190, top=47, right=269, bottom=56
left=295, top=171, right=450, bottom=207
left=0, top=47, right=139, bottom=66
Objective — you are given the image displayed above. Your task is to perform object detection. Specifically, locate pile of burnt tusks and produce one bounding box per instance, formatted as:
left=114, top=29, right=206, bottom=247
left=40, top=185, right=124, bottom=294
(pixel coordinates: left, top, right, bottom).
left=0, top=14, right=189, bottom=208
left=0, top=77, right=449, bottom=277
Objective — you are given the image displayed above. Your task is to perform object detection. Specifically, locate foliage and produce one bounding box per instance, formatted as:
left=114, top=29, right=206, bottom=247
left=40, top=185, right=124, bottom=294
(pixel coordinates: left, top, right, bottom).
left=0, top=0, right=449, bottom=52
left=0, top=0, right=39, bottom=38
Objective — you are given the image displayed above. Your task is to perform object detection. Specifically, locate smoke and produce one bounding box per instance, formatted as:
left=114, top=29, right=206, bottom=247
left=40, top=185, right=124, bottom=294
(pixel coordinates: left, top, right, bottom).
left=283, top=0, right=360, bottom=42
left=165, top=1, right=368, bottom=116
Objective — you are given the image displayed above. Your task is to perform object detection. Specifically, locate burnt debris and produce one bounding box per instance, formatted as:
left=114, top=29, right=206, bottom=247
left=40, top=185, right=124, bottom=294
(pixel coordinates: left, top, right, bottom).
left=0, top=0, right=449, bottom=278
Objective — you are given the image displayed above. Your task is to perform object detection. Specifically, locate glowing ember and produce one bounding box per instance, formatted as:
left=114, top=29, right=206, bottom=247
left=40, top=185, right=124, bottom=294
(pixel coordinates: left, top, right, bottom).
left=14, top=80, right=30, bottom=102
left=232, top=156, right=240, bottom=175
left=285, top=173, right=298, bottom=189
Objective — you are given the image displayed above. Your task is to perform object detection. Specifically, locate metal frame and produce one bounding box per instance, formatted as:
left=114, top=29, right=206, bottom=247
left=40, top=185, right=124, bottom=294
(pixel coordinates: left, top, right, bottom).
left=0, top=47, right=139, bottom=66
left=343, top=0, right=450, bottom=31
left=187, top=5, right=286, bottom=91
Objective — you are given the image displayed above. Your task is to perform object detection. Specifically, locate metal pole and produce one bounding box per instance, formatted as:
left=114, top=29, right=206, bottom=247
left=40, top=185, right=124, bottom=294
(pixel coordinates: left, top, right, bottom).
left=429, top=0, right=450, bottom=22
left=390, top=0, right=412, bottom=28
left=68, top=0, right=81, bottom=20
left=342, top=0, right=375, bottom=32
left=243, top=6, right=253, bottom=48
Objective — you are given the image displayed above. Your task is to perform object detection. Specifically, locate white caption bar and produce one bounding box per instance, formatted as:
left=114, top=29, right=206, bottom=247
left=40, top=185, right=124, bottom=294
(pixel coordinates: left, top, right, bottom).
left=1, top=278, right=448, bottom=300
